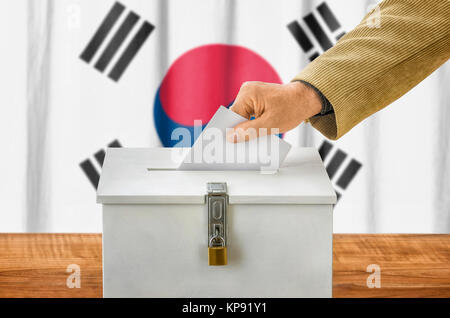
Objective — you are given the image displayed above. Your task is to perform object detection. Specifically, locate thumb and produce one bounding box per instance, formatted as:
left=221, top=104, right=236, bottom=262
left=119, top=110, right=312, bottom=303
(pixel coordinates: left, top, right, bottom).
left=226, top=116, right=274, bottom=143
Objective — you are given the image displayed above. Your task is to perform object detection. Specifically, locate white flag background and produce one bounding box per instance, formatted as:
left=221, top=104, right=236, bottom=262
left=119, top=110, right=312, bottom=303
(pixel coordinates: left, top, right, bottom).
left=1, top=0, right=448, bottom=233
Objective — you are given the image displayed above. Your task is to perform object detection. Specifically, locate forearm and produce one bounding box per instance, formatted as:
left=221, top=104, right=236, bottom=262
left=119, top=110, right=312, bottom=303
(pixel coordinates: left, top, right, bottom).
left=293, top=0, right=450, bottom=140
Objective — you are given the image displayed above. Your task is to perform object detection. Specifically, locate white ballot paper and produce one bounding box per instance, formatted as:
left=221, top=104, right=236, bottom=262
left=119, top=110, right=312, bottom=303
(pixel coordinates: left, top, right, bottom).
left=178, top=106, right=291, bottom=171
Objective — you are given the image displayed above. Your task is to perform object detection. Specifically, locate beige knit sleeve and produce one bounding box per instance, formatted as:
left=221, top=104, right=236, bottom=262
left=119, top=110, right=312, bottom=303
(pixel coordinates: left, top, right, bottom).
left=292, top=0, right=450, bottom=140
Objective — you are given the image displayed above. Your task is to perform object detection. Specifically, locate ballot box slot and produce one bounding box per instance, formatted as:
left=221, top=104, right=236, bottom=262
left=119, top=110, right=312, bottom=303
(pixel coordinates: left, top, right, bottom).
left=147, top=168, right=279, bottom=173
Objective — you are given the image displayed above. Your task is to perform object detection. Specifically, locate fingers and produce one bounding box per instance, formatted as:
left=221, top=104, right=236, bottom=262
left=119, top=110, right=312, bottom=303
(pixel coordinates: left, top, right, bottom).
left=227, top=81, right=280, bottom=143
left=229, top=102, right=250, bottom=119
left=226, top=116, right=278, bottom=143
left=229, top=82, right=257, bottom=119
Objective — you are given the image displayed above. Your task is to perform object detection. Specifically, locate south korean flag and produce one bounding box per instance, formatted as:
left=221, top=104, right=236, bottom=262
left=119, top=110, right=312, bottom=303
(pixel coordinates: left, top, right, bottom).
left=2, top=0, right=448, bottom=233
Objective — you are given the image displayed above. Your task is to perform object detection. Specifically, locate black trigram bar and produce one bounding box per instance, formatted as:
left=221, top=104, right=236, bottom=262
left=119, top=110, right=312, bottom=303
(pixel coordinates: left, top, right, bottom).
left=80, top=2, right=154, bottom=82
left=94, top=11, right=140, bottom=72
left=326, top=149, right=347, bottom=179
left=336, top=32, right=346, bottom=41
left=318, top=140, right=333, bottom=161
left=94, top=139, right=122, bottom=167
left=80, top=139, right=123, bottom=189
left=80, top=2, right=125, bottom=63
left=335, top=190, right=341, bottom=202
left=309, top=52, right=320, bottom=61
left=303, top=13, right=333, bottom=51
left=94, top=149, right=106, bottom=167
left=317, top=2, right=341, bottom=32
left=336, top=159, right=362, bottom=189
left=108, top=139, right=122, bottom=148
left=108, top=21, right=154, bottom=81
left=287, top=21, right=313, bottom=53
left=80, top=159, right=100, bottom=189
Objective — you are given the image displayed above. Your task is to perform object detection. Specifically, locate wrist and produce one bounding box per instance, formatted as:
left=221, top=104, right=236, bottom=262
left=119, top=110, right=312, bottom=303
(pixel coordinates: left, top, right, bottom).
left=290, top=81, right=322, bottom=118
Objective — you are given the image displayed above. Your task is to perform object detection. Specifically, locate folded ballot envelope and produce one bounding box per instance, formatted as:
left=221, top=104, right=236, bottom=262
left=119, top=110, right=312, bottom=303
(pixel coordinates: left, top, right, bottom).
left=97, top=107, right=336, bottom=298
left=178, top=106, right=292, bottom=172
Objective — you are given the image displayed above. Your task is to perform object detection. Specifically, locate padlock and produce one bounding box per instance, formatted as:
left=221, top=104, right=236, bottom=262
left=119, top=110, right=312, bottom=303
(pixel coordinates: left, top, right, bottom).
left=208, top=232, right=227, bottom=266
left=208, top=246, right=227, bottom=266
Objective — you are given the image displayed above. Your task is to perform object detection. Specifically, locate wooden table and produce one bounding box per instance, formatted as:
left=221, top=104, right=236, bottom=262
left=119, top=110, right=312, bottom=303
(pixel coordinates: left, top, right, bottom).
left=0, top=234, right=448, bottom=298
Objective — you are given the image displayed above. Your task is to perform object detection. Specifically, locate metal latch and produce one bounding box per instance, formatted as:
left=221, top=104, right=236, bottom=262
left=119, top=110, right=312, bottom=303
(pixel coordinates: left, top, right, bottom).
left=207, top=182, right=228, bottom=266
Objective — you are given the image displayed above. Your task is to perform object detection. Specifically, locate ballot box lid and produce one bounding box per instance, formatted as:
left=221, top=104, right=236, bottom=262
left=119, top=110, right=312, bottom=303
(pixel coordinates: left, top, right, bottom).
left=97, top=148, right=336, bottom=205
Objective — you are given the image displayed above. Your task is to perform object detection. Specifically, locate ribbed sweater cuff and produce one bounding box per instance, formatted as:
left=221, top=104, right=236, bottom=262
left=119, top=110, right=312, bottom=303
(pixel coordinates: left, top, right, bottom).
left=294, top=80, right=335, bottom=116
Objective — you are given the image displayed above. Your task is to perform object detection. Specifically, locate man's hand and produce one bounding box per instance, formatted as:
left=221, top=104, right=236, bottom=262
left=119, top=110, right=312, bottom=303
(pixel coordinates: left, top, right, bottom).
left=227, top=81, right=322, bottom=143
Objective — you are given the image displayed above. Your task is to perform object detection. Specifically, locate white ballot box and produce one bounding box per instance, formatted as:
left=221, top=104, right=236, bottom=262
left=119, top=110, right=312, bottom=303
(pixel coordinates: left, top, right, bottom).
left=97, top=147, right=336, bottom=297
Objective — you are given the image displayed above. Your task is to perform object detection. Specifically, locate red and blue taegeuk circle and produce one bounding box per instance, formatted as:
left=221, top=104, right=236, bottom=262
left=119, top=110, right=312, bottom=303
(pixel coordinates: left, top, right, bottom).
left=154, top=44, right=282, bottom=147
